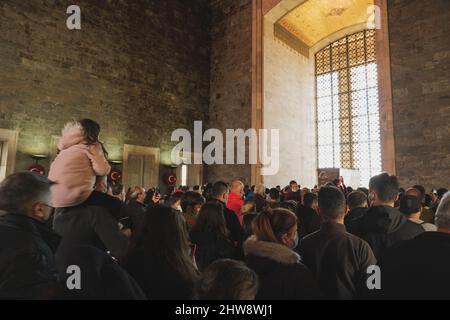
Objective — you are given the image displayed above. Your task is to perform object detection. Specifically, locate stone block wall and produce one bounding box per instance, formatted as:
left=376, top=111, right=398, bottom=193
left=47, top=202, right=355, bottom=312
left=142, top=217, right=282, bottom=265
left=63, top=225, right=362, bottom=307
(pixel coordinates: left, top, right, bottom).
left=388, top=0, right=450, bottom=189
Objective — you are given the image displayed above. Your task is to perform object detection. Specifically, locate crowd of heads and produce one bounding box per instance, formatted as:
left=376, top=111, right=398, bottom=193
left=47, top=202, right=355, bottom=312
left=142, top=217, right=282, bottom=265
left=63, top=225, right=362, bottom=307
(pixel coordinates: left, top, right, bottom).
left=0, top=121, right=448, bottom=301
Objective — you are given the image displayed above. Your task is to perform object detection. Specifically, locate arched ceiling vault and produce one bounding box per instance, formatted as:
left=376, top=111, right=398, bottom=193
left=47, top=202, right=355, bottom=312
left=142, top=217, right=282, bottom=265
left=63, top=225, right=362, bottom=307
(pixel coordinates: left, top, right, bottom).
left=274, top=0, right=374, bottom=56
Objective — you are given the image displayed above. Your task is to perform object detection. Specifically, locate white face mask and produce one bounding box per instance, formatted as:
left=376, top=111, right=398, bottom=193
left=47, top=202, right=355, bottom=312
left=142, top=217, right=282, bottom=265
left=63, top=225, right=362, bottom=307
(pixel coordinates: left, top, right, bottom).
left=176, top=205, right=182, bottom=212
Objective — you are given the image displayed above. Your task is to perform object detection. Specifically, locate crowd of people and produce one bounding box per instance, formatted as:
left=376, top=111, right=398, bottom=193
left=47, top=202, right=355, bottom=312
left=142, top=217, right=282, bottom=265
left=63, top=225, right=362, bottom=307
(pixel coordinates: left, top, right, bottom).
left=0, top=119, right=449, bottom=300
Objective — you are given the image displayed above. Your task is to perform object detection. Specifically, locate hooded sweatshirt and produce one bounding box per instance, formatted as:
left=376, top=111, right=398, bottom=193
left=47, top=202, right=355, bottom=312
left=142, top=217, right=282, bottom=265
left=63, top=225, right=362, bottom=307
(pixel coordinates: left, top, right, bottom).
left=347, top=205, right=424, bottom=261
left=48, top=123, right=110, bottom=208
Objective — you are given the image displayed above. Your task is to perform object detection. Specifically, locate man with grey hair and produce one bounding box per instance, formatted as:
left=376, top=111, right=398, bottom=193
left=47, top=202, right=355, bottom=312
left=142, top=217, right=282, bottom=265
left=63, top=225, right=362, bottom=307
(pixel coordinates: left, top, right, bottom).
left=0, top=172, right=61, bottom=299
left=380, top=192, right=450, bottom=299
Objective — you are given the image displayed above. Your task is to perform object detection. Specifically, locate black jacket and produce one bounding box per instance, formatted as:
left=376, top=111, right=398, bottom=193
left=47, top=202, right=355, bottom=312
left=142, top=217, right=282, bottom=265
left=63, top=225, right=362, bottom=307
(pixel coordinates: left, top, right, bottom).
left=244, top=236, right=323, bottom=300
left=122, top=200, right=147, bottom=232
left=60, top=245, right=146, bottom=300
left=125, top=247, right=197, bottom=300
left=347, top=205, right=424, bottom=261
left=344, top=207, right=367, bottom=228
left=190, top=230, right=238, bottom=271
left=53, top=205, right=129, bottom=273
left=0, top=214, right=61, bottom=299
left=298, top=222, right=376, bottom=300
left=208, top=199, right=244, bottom=245
left=380, top=232, right=450, bottom=300
left=296, top=205, right=322, bottom=238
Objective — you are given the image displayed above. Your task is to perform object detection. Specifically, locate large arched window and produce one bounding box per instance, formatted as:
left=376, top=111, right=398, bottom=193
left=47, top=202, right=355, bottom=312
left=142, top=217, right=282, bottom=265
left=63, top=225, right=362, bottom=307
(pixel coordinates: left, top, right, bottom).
left=316, top=29, right=381, bottom=187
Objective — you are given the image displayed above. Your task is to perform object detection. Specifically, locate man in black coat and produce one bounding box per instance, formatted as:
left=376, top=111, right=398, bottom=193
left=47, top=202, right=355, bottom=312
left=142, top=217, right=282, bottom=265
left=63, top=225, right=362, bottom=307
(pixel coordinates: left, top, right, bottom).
left=348, top=173, right=424, bottom=261
left=296, top=192, right=321, bottom=239
left=298, top=187, right=376, bottom=300
left=380, top=192, right=450, bottom=300
left=0, top=172, right=61, bottom=299
left=208, top=181, right=244, bottom=246
left=53, top=204, right=129, bottom=273
left=344, top=191, right=368, bottom=228
left=122, top=187, right=147, bottom=232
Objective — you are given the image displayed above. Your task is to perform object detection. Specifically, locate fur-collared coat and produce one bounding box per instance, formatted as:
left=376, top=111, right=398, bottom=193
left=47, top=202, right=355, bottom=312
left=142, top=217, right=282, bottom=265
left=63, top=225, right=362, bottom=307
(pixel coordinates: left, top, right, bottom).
left=243, top=236, right=323, bottom=300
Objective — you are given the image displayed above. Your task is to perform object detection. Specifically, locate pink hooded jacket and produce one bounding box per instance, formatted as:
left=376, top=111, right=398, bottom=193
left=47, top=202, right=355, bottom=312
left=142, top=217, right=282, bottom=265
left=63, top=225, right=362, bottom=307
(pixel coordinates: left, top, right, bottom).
left=48, top=124, right=111, bottom=208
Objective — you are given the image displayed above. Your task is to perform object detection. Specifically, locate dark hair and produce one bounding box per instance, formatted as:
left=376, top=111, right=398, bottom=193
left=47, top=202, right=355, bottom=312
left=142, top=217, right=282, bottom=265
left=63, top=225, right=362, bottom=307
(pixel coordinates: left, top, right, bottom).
left=253, top=194, right=267, bottom=212
left=166, top=186, right=175, bottom=195
left=195, top=259, right=258, bottom=300
left=166, top=191, right=184, bottom=207
left=318, top=186, right=346, bottom=220
left=253, top=208, right=297, bottom=243
left=303, top=192, right=318, bottom=208
left=369, top=173, right=399, bottom=202
left=347, top=191, right=368, bottom=210
left=357, top=187, right=369, bottom=197
left=278, top=201, right=297, bottom=213
left=269, top=188, right=280, bottom=201
left=211, top=181, right=229, bottom=199
left=399, top=195, right=422, bottom=215
left=289, top=180, right=298, bottom=186
left=243, top=213, right=257, bottom=240
left=111, top=183, right=124, bottom=196
left=0, top=172, right=56, bottom=215
left=193, top=185, right=200, bottom=191
left=181, top=191, right=206, bottom=213
left=144, top=189, right=156, bottom=206
left=129, top=205, right=199, bottom=283
left=79, top=118, right=109, bottom=159
left=191, top=202, right=229, bottom=241
left=79, top=119, right=101, bottom=144
left=412, top=185, right=426, bottom=202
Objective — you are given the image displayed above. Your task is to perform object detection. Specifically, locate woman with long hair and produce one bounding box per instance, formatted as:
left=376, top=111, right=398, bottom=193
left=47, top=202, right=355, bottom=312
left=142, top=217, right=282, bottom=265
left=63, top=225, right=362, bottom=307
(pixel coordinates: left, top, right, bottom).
left=190, top=202, right=238, bottom=271
left=125, top=205, right=199, bottom=300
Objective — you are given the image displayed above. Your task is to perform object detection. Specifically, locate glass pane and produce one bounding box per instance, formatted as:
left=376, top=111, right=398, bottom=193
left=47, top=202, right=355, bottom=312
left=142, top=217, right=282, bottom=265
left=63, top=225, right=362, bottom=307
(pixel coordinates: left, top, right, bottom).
left=351, top=90, right=367, bottom=117
left=332, top=94, right=340, bottom=119
left=370, top=142, right=382, bottom=174
left=318, top=121, right=333, bottom=145
left=350, top=65, right=367, bottom=91
left=331, top=72, right=339, bottom=95
left=317, top=96, right=332, bottom=121
left=352, top=116, right=369, bottom=143
left=369, top=114, right=381, bottom=139
left=354, top=142, right=370, bottom=168
left=319, top=145, right=334, bottom=168
left=333, top=120, right=341, bottom=168
left=367, top=63, right=378, bottom=88
left=368, top=87, right=379, bottom=114
left=317, top=74, right=331, bottom=97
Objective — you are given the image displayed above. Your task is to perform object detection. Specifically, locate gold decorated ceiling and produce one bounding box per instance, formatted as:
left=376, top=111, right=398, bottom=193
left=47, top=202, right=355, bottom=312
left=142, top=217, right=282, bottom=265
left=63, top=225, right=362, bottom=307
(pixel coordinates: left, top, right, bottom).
left=277, top=0, right=374, bottom=47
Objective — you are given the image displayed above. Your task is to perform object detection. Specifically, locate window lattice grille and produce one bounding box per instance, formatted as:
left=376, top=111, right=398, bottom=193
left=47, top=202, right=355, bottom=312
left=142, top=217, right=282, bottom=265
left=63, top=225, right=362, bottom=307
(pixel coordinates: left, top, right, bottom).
left=316, top=30, right=381, bottom=187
